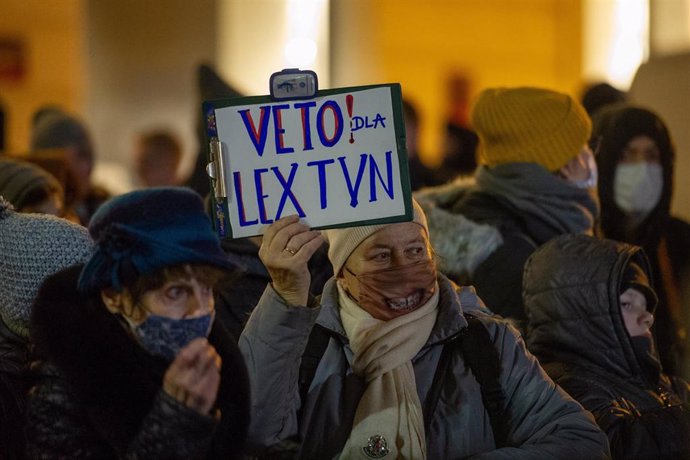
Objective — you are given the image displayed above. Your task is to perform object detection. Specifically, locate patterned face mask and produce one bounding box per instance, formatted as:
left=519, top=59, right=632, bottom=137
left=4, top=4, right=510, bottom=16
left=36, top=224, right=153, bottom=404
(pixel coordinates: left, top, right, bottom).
left=127, top=312, right=214, bottom=361
left=346, top=259, right=437, bottom=320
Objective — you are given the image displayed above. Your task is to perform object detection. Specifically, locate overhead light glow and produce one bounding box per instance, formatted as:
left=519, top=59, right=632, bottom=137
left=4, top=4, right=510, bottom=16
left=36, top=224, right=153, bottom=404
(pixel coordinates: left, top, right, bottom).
left=284, top=37, right=318, bottom=67
left=283, top=0, right=326, bottom=69
left=607, top=0, right=649, bottom=89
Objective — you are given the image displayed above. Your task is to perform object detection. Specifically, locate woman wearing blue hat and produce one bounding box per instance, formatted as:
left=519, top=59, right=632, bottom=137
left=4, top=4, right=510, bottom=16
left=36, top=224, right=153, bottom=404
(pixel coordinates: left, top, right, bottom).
left=24, top=187, right=249, bottom=459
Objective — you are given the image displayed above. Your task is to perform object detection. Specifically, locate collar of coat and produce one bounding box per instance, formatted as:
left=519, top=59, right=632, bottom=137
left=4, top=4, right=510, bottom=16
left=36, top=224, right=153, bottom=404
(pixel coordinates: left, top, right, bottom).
left=30, top=264, right=249, bottom=455
left=414, top=177, right=503, bottom=280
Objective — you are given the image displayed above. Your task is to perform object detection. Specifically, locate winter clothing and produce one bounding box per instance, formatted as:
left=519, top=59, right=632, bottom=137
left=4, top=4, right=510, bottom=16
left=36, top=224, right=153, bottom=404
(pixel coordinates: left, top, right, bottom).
left=0, top=199, right=92, bottom=338
left=78, top=187, right=236, bottom=292
left=239, top=274, right=610, bottom=459
left=322, top=199, right=428, bottom=276
left=415, top=162, right=598, bottom=324
left=524, top=234, right=690, bottom=459
left=471, top=87, right=591, bottom=172
left=215, top=237, right=332, bottom=341
left=0, top=314, right=31, bottom=460
left=0, top=158, right=62, bottom=211
left=337, top=283, right=439, bottom=459
left=25, top=264, right=250, bottom=459
left=593, top=104, right=690, bottom=376
left=622, top=261, right=658, bottom=310
left=0, top=198, right=93, bottom=460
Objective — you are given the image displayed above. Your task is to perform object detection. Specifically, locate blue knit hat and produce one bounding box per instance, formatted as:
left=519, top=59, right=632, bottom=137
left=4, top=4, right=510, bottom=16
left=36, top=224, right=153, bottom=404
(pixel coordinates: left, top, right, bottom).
left=78, top=187, right=234, bottom=292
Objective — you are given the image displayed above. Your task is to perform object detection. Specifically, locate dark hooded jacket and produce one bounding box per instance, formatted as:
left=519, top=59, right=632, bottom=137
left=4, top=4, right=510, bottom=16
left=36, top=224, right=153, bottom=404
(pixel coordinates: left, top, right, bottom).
left=524, top=234, right=690, bottom=459
left=25, top=265, right=250, bottom=459
left=593, top=105, right=690, bottom=375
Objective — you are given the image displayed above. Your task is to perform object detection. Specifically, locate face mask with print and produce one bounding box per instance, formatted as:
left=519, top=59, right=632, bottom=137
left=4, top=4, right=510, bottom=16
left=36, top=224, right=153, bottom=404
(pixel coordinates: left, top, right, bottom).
left=614, top=162, right=663, bottom=214
left=346, top=259, right=437, bottom=319
left=126, top=312, right=214, bottom=361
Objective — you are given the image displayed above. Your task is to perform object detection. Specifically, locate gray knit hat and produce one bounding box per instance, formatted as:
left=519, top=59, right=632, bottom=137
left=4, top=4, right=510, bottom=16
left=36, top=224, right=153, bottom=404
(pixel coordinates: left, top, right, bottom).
left=0, top=158, right=63, bottom=211
left=321, top=199, right=429, bottom=276
left=0, top=198, right=93, bottom=338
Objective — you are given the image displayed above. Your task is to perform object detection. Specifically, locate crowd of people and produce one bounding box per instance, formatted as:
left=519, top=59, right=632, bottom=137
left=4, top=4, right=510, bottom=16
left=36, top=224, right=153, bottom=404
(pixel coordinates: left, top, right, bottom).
left=1, top=72, right=689, bottom=459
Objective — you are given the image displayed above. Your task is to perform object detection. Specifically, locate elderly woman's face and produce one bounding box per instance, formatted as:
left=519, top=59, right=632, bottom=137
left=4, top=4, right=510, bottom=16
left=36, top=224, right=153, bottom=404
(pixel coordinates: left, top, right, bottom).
left=341, top=222, right=435, bottom=319
left=102, top=266, right=216, bottom=323
left=138, top=276, right=215, bottom=321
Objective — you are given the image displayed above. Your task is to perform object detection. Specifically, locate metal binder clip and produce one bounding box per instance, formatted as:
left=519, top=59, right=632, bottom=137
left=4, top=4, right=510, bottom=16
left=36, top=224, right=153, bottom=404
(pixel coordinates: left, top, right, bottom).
left=206, top=139, right=227, bottom=199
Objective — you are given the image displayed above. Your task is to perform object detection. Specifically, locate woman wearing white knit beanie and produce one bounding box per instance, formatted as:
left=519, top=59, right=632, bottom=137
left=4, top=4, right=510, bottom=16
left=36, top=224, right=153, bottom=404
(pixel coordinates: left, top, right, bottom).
left=239, top=200, right=610, bottom=459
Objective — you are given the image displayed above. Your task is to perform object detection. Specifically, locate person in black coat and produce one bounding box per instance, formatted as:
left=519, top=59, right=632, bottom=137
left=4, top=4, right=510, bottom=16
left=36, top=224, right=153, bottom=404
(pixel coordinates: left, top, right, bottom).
left=25, top=187, right=250, bottom=459
left=0, top=198, right=93, bottom=460
left=524, top=234, right=690, bottom=459
left=592, top=104, right=690, bottom=376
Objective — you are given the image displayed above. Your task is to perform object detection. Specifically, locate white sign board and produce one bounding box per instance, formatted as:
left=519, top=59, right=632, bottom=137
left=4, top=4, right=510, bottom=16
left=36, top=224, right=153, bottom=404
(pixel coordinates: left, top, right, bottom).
left=204, top=83, right=412, bottom=238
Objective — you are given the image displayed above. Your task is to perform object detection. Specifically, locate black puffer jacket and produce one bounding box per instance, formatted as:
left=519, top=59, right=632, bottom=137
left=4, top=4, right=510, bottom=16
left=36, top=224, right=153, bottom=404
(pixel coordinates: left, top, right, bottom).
left=0, top=316, right=29, bottom=460
left=25, top=265, right=250, bottom=459
left=524, top=234, right=690, bottom=459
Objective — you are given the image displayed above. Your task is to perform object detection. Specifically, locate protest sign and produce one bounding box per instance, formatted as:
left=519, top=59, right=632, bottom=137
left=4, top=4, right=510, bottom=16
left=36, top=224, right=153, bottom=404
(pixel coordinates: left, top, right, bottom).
left=204, top=83, right=412, bottom=238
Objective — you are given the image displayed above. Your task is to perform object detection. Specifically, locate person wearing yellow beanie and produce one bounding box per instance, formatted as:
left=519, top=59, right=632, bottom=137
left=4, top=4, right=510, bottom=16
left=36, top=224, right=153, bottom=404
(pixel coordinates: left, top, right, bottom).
left=471, top=87, right=592, bottom=172
left=237, top=208, right=610, bottom=458
left=414, top=86, right=599, bottom=328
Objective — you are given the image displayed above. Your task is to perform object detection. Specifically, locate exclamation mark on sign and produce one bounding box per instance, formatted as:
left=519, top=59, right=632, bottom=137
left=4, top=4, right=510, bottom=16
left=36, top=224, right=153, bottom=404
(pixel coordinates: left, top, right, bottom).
left=346, top=94, right=354, bottom=144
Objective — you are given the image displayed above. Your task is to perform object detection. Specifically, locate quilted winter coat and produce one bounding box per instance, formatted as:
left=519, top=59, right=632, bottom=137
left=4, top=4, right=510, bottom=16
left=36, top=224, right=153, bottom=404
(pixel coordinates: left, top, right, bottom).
left=524, top=234, right=690, bottom=459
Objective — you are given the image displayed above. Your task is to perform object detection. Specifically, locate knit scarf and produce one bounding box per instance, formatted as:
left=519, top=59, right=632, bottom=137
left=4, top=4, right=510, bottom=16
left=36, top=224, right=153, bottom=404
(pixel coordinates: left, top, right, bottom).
left=475, top=163, right=599, bottom=235
left=337, top=281, right=439, bottom=459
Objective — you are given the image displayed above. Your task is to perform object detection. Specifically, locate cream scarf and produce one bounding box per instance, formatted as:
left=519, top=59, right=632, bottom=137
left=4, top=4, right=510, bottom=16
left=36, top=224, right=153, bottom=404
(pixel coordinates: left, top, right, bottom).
left=337, top=281, right=439, bottom=459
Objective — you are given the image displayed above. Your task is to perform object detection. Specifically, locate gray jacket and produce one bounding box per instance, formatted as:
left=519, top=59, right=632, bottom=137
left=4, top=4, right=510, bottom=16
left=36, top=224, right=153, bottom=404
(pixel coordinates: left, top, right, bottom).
left=239, top=274, right=610, bottom=459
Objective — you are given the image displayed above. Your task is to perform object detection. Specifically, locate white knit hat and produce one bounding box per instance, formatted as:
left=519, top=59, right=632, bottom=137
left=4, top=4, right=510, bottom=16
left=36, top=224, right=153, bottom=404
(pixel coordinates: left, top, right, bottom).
left=0, top=198, right=93, bottom=338
left=321, top=199, right=429, bottom=276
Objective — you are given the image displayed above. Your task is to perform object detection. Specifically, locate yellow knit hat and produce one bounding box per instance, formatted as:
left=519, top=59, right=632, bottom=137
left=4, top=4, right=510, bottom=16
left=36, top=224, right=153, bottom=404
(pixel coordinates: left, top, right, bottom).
left=470, top=87, right=592, bottom=172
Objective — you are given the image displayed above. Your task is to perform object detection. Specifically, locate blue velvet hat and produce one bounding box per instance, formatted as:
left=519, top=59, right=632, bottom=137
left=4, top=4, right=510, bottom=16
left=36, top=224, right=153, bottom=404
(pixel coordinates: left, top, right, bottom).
left=78, top=187, right=234, bottom=292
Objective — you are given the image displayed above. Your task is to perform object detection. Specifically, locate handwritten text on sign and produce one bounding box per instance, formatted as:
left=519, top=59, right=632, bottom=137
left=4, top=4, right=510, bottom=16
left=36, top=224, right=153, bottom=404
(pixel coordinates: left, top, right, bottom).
left=214, top=86, right=406, bottom=238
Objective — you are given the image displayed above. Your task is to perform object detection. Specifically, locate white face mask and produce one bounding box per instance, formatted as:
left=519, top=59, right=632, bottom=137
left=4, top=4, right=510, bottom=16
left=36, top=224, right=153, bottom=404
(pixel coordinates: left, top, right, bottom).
left=614, top=162, right=663, bottom=215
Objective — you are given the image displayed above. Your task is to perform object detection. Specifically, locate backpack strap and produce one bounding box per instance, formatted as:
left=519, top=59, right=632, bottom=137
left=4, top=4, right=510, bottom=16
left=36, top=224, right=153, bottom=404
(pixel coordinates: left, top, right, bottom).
left=423, top=314, right=508, bottom=448
left=298, top=323, right=333, bottom=406
left=461, top=314, right=508, bottom=447
left=423, top=329, right=466, bottom=433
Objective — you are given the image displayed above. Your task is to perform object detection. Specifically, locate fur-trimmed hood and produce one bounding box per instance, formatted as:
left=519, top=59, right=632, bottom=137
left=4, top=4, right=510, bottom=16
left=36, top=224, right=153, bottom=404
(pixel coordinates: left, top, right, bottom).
left=29, top=264, right=249, bottom=458
left=414, top=176, right=503, bottom=280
